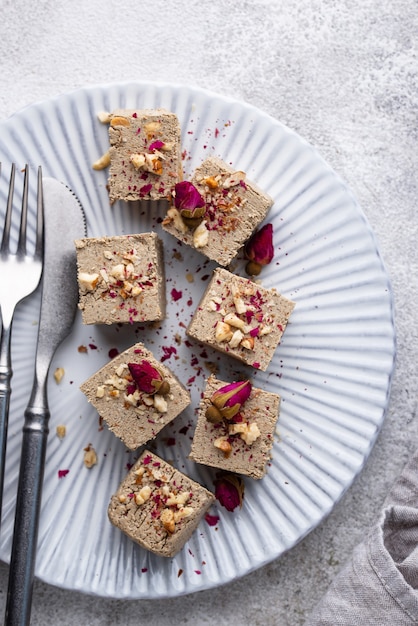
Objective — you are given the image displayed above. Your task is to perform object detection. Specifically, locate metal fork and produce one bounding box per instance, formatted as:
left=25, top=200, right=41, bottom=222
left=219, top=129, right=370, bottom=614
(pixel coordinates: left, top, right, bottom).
left=0, top=164, right=43, bottom=528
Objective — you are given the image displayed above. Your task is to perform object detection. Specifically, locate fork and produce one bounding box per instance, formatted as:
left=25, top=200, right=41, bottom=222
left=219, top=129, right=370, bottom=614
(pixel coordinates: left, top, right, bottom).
left=0, top=164, right=43, bottom=529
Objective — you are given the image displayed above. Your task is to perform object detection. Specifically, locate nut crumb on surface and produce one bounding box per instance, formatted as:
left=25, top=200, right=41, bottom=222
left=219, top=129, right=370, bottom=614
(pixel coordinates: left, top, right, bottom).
left=56, top=424, right=66, bottom=440
left=54, top=367, right=65, bottom=384
left=84, top=444, right=98, bottom=469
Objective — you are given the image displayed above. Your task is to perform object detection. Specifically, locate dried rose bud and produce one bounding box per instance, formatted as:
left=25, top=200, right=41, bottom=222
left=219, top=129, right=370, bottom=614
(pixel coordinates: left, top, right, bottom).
left=211, top=380, right=252, bottom=420
left=244, top=223, right=274, bottom=275
left=205, top=404, right=223, bottom=424
left=214, top=473, right=244, bottom=512
left=128, top=360, right=170, bottom=396
left=174, top=181, right=206, bottom=228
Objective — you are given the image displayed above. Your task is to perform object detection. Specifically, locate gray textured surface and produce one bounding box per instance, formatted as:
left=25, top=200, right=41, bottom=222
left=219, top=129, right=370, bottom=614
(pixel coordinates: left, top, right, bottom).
left=1, top=0, right=417, bottom=624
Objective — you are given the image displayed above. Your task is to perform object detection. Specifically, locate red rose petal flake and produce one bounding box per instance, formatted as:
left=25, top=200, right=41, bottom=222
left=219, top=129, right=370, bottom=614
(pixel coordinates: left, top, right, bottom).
left=170, top=288, right=183, bottom=302
left=58, top=469, right=69, bottom=479
left=161, top=345, right=177, bottom=362
left=139, top=184, right=153, bottom=196
left=205, top=512, right=220, bottom=526
left=149, top=140, right=165, bottom=151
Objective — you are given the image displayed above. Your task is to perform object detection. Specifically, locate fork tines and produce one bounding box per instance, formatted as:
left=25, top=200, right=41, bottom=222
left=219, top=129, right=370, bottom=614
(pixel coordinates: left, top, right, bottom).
left=0, top=164, right=43, bottom=260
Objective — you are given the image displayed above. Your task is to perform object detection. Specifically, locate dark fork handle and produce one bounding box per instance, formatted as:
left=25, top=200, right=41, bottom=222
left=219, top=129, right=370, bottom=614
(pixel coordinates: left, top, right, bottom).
left=5, top=382, right=49, bottom=626
left=0, top=324, right=12, bottom=530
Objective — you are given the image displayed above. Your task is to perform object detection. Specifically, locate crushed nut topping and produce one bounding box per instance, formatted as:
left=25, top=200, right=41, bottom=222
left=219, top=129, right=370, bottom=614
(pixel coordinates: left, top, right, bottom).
left=130, top=151, right=164, bottom=176
left=78, top=244, right=156, bottom=304
left=229, top=421, right=261, bottom=445
left=118, top=454, right=196, bottom=536
left=192, top=220, right=209, bottom=248
left=110, top=115, right=130, bottom=127
left=214, top=436, right=232, bottom=456
left=210, top=277, right=277, bottom=351
left=78, top=272, right=100, bottom=293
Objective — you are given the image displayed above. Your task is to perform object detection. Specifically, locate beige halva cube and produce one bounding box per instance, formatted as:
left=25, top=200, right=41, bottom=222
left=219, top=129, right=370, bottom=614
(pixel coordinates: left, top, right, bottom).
left=187, top=267, right=295, bottom=371
left=189, top=375, right=281, bottom=479
left=108, top=450, right=215, bottom=557
left=162, top=156, right=273, bottom=266
left=107, top=108, right=182, bottom=203
left=80, top=342, right=190, bottom=450
left=75, top=232, right=166, bottom=325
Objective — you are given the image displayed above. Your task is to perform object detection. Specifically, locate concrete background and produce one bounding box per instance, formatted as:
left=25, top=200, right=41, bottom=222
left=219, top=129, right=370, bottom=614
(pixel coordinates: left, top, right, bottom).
left=0, top=0, right=417, bottom=623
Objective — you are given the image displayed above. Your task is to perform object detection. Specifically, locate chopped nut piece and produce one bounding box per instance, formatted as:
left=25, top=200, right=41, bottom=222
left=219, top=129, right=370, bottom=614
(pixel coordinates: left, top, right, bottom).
left=160, top=508, right=176, bottom=534
left=153, top=394, right=168, bottom=413
left=109, top=263, right=126, bottom=281
left=54, top=367, right=65, bottom=384
left=78, top=272, right=100, bottom=293
left=84, top=445, right=98, bottom=469
left=92, top=151, right=111, bottom=171
left=229, top=329, right=244, bottom=348
left=241, top=422, right=261, bottom=445
left=135, top=485, right=152, bottom=505
left=130, top=152, right=163, bottom=175
left=229, top=421, right=261, bottom=445
left=97, top=110, right=112, bottom=124
left=164, top=208, right=188, bottom=234
left=214, top=436, right=232, bottom=456
left=232, top=288, right=247, bottom=314
left=204, top=176, right=219, bottom=189
left=96, top=385, right=105, bottom=398
left=240, top=336, right=255, bottom=350
left=130, top=153, right=146, bottom=169
left=166, top=491, right=190, bottom=507
left=144, top=120, right=161, bottom=136
left=110, top=116, right=130, bottom=127
left=56, top=424, right=66, bottom=439
left=215, top=321, right=233, bottom=342
left=193, top=221, right=209, bottom=248
left=223, top=312, right=246, bottom=329
left=174, top=506, right=194, bottom=521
